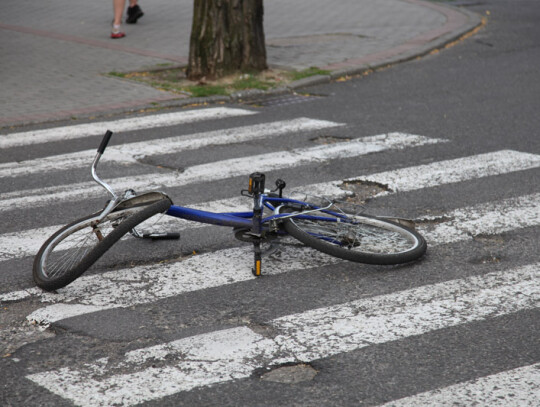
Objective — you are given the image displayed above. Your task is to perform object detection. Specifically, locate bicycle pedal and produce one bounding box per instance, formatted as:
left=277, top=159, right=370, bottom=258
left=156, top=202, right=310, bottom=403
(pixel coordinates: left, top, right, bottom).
left=142, top=232, right=180, bottom=240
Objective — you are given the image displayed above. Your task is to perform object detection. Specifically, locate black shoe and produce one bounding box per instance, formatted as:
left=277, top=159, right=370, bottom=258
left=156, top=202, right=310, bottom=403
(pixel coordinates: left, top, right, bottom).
left=126, top=5, right=144, bottom=24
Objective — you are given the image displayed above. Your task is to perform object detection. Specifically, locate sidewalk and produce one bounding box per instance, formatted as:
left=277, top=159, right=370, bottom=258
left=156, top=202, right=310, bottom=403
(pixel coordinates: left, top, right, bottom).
left=0, top=0, right=480, bottom=128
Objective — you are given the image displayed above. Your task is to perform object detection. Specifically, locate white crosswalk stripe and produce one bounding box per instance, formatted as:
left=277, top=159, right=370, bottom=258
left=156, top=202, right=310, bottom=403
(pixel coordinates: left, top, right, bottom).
left=0, top=118, right=343, bottom=178
left=25, top=264, right=539, bottom=407
left=1, top=110, right=539, bottom=407
left=421, top=192, right=540, bottom=245
left=0, top=107, right=256, bottom=148
left=347, top=149, right=540, bottom=194
left=379, top=362, right=540, bottom=406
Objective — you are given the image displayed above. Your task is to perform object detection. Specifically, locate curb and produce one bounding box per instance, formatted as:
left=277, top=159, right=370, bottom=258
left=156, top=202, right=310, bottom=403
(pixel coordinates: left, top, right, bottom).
left=0, top=1, right=483, bottom=130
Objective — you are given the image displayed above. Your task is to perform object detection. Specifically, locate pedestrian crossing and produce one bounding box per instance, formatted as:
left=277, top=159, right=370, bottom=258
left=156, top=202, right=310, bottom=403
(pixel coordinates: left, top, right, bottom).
left=2, top=151, right=539, bottom=261
left=4, top=189, right=540, bottom=324
left=1, top=106, right=539, bottom=406
left=0, top=132, right=441, bottom=212
left=25, top=265, right=540, bottom=407
left=0, top=118, right=342, bottom=178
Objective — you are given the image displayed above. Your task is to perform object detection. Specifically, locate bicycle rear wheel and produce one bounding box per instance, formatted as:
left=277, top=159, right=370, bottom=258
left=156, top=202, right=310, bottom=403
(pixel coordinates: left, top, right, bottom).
left=281, top=206, right=426, bottom=265
left=33, top=198, right=172, bottom=291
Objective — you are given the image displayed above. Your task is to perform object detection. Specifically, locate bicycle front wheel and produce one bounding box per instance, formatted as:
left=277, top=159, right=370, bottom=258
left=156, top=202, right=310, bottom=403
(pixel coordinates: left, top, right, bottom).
left=281, top=207, right=426, bottom=265
left=33, top=198, right=172, bottom=291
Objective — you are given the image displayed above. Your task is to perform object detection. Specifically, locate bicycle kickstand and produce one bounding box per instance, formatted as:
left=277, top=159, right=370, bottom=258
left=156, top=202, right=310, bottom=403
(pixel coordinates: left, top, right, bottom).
left=252, top=240, right=262, bottom=277
left=248, top=172, right=265, bottom=276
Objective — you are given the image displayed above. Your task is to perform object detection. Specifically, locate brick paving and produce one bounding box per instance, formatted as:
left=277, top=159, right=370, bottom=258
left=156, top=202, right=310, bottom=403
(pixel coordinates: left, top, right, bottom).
left=0, top=0, right=480, bottom=128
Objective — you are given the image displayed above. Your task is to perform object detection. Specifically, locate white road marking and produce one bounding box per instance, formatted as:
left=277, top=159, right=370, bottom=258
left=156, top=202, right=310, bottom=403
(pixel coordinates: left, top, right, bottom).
left=419, top=192, right=540, bottom=245
left=26, top=264, right=540, bottom=407
left=0, top=133, right=443, bottom=212
left=0, top=118, right=343, bottom=178
left=0, top=107, right=256, bottom=148
left=2, top=149, right=538, bottom=261
left=28, top=327, right=276, bottom=407
left=25, top=245, right=339, bottom=324
left=15, top=191, right=540, bottom=325
left=379, top=362, right=540, bottom=407
left=347, top=150, right=540, bottom=193
left=0, top=288, right=40, bottom=302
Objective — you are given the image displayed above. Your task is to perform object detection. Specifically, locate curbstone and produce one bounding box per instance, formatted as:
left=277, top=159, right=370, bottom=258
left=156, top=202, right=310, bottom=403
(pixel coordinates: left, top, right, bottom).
left=329, top=65, right=372, bottom=80
left=286, top=75, right=332, bottom=90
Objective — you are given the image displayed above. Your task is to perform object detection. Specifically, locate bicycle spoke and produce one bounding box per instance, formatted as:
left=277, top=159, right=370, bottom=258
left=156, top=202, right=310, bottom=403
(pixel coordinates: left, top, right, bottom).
left=44, top=222, right=112, bottom=278
left=292, top=217, right=416, bottom=254
left=47, top=236, right=92, bottom=278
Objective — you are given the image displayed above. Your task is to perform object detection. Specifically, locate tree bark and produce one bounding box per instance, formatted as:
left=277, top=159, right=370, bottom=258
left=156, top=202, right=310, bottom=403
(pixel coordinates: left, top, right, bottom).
left=187, top=0, right=267, bottom=80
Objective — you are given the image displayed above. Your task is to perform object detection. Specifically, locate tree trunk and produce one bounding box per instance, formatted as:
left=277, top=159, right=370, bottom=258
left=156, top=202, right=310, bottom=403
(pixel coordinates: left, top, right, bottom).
left=187, top=0, right=267, bottom=80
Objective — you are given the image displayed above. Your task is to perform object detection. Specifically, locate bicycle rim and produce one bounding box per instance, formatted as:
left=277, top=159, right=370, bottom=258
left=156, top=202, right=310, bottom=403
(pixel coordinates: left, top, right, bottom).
left=37, top=209, right=139, bottom=281
left=34, top=198, right=172, bottom=291
left=284, top=210, right=426, bottom=264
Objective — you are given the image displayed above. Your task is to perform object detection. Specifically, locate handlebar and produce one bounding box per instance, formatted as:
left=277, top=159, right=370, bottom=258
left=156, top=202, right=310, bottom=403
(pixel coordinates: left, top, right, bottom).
left=92, top=130, right=118, bottom=208
left=98, top=130, right=113, bottom=154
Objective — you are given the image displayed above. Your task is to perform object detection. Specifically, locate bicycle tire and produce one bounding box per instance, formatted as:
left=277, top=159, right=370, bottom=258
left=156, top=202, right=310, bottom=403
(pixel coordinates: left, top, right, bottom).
left=281, top=206, right=426, bottom=265
left=33, top=198, right=172, bottom=291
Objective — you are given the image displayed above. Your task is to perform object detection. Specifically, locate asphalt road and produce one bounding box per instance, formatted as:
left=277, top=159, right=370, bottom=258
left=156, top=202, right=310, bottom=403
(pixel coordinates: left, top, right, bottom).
left=1, top=1, right=539, bottom=406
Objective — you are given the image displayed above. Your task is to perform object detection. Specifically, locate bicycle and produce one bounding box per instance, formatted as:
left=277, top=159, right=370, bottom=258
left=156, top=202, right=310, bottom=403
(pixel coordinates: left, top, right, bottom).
left=33, top=131, right=427, bottom=291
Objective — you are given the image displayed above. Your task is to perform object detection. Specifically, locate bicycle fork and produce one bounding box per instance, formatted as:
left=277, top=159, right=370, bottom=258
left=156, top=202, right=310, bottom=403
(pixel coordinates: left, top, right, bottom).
left=248, top=173, right=266, bottom=276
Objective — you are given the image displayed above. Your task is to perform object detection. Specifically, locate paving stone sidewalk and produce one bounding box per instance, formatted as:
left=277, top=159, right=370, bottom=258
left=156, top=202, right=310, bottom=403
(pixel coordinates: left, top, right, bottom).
left=0, top=0, right=480, bottom=128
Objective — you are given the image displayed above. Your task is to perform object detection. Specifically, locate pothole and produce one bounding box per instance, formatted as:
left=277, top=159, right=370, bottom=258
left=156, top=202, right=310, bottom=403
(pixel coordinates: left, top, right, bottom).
left=340, top=180, right=389, bottom=203
left=259, top=363, right=318, bottom=384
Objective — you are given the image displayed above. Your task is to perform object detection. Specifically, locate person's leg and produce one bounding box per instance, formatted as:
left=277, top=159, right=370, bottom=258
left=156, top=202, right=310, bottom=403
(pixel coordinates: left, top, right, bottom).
left=111, top=0, right=126, bottom=38
left=113, top=0, right=126, bottom=26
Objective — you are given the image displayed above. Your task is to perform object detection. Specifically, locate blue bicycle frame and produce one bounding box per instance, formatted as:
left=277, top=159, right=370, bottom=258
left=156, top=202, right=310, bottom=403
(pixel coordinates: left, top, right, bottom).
left=92, top=137, right=346, bottom=277
left=163, top=190, right=346, bottom=277
left=164, top=195, right=335, bottom=230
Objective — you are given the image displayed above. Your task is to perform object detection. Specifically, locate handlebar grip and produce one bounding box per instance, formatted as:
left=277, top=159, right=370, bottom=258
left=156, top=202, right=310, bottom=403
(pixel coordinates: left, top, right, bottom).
left=97, top=130, right=113, bottom=154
